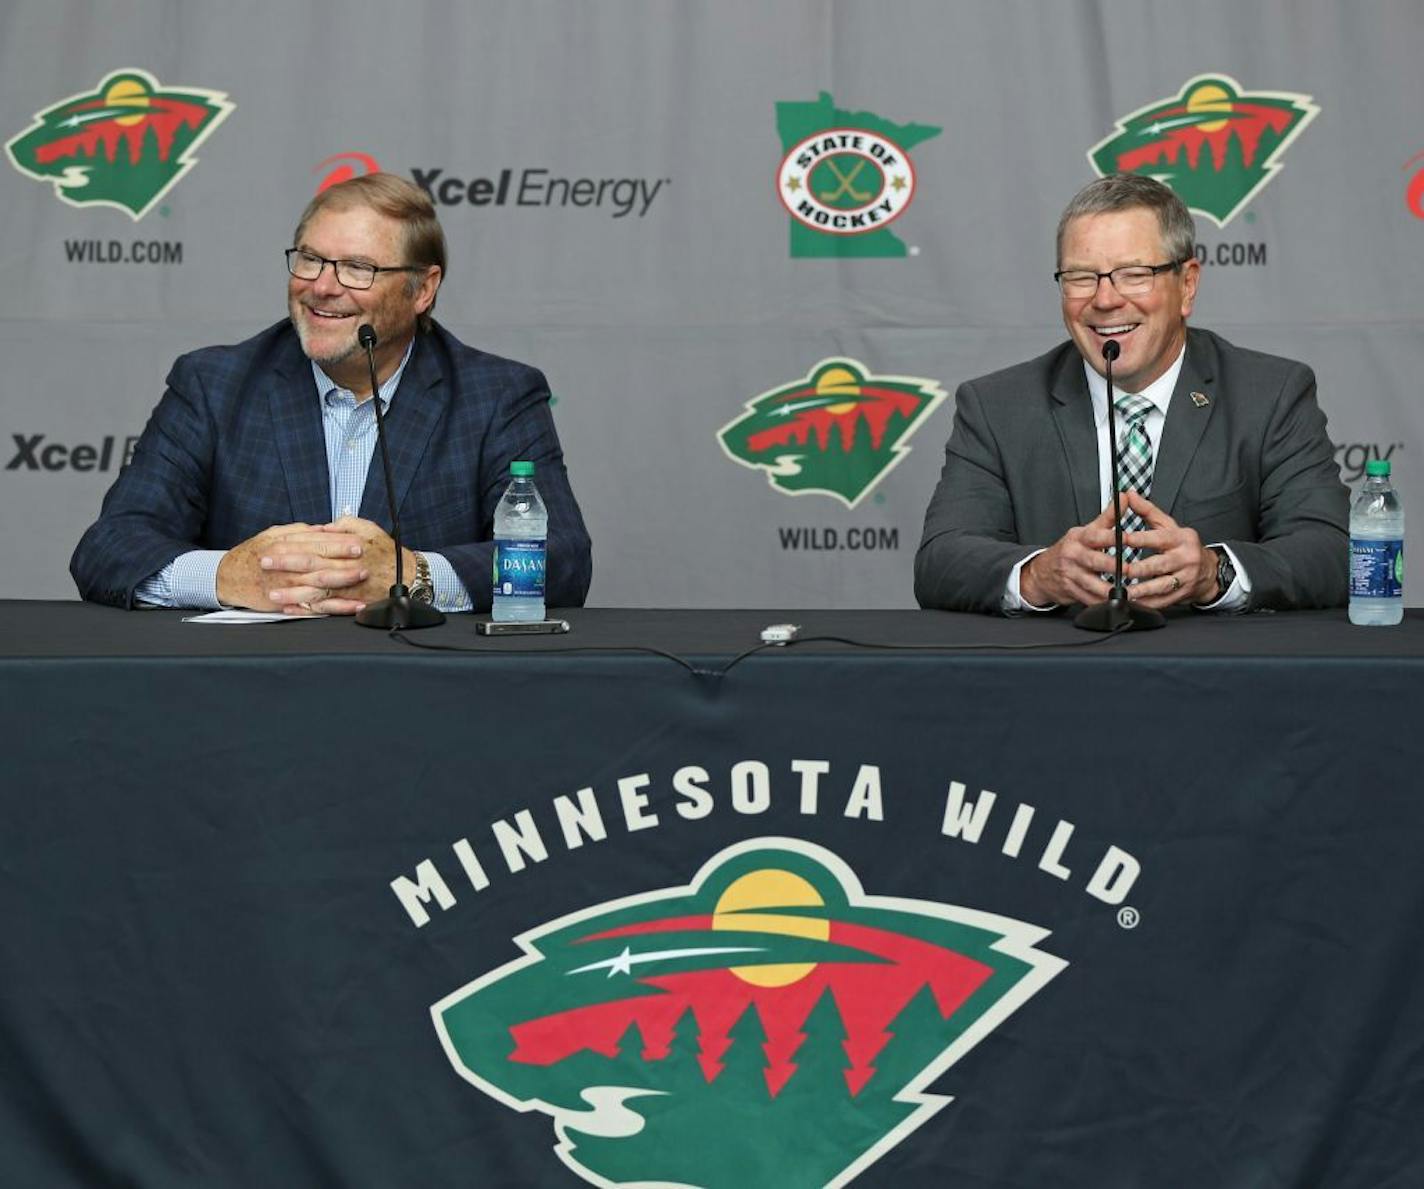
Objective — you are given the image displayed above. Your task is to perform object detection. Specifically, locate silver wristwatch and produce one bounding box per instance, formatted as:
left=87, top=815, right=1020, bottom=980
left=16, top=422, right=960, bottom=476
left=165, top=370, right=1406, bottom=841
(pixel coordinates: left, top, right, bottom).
left=409, top=551, right=435, bottom=605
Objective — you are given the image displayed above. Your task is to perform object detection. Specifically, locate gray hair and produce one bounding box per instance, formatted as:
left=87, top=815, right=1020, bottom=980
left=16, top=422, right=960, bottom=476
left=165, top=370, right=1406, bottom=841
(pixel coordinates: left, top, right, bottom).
left=1055, top=174, right=1196, bottom=267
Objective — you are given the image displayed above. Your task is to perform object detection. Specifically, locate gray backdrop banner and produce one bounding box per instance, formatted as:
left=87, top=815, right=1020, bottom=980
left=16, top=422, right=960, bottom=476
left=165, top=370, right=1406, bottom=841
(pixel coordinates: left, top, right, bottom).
left=2, top=1, right=1420, bottom=605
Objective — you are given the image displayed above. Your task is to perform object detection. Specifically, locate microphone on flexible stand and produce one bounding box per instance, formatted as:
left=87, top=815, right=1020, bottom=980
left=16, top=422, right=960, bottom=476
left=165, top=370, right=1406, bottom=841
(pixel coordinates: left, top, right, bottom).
left=354, top=323, right=445, bottom=630
left=1074, top=338, right=1165, bottom=632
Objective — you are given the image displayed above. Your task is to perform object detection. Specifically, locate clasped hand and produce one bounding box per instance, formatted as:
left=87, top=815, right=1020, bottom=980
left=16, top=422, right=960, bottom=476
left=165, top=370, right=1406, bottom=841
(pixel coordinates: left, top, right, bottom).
left=1019, top=492, right=1218, bottom=610
left=215, top=517, right=416, bottom=615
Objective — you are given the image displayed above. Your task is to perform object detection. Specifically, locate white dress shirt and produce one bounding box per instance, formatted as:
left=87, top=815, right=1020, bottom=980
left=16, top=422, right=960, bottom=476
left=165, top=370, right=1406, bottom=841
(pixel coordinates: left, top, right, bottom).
left=1003, top=344, right=1249, bottom=612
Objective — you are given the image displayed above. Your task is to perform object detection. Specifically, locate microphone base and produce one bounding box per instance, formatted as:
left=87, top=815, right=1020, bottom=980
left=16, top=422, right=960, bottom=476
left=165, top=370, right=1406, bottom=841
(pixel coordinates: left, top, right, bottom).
left=1073, top=594, right=1166, bottom=633
left=355, top=587, right=446, bottom=630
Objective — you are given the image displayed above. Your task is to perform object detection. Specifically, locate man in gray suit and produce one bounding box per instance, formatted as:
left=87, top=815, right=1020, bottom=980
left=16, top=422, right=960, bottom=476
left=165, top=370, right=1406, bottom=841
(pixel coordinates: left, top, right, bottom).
left=914, top=174, right=1347, bottom=615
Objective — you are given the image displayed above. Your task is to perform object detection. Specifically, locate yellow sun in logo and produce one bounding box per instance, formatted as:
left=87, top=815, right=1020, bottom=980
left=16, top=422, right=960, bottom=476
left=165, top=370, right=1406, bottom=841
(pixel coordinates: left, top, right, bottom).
left=105, top=78, right=153, bottom=126
left=1186, top=83, right=1234, bottom=133
left=814, top=366, right=862, bottom=415
left=711, top=869, right=830, bottom=987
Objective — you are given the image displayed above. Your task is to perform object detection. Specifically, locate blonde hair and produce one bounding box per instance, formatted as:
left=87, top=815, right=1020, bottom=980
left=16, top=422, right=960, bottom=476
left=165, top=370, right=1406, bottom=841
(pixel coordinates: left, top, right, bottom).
left=294, top=173, right=446, bottom=332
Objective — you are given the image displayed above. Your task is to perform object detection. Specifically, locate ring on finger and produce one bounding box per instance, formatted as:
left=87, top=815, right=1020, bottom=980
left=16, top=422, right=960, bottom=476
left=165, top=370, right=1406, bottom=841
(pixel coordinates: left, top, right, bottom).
left=1168, top=574, right=1182, bottom=593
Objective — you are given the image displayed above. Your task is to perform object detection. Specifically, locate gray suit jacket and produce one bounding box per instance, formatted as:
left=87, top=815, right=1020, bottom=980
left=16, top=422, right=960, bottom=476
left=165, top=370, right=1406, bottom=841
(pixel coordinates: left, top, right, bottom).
left=914, top=328, right=1348, bottom=613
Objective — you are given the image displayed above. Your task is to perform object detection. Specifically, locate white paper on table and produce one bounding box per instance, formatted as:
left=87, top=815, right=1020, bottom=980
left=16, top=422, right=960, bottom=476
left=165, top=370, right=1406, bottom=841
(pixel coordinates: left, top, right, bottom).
left=182, top=610, right=328, bottom=624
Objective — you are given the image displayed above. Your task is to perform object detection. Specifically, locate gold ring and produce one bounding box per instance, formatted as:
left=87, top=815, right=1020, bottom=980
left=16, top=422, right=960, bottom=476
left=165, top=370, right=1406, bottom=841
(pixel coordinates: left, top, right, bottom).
left=1168, top=574, right=1182, bottom=592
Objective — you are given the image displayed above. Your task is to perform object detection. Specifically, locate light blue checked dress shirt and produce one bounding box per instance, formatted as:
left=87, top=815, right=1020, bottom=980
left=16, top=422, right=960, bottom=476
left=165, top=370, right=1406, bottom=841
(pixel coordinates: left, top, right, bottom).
left=136, top=339, right=472, bottom=612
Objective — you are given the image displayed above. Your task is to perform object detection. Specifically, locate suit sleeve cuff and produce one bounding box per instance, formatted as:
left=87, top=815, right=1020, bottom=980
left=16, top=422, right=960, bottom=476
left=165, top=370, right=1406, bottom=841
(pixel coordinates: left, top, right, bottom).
left=1195, top=543, right=1251, bottom=612
left=1003, top=549, right=1058, bottom=614
left=136, top=550, right=225, bottom=609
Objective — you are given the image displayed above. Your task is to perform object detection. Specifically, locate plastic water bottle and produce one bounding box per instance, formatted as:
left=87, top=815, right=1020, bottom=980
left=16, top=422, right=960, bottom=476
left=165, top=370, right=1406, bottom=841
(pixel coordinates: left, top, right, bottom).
left=492, top=460, right=548, bottom=622
left=1348, top=459, right=1404, bottom=625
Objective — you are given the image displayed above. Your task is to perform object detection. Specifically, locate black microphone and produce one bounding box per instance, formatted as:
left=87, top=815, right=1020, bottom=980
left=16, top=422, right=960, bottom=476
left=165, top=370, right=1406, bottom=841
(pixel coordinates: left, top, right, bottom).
left=354, top=323, right=444, bottom=630
left=1101, top=340, right=1126, bottom=589
left=1073, top=338, right=1165, bottom=632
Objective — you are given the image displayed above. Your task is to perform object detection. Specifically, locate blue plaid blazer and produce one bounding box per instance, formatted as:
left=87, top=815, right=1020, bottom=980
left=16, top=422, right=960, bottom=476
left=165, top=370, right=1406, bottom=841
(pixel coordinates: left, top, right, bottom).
left=71, top=320, right=593, bottom=610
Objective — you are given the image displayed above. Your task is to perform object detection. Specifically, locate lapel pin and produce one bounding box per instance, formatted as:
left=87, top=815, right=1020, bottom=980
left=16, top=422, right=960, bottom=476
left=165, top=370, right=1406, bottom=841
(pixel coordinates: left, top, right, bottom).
left=1190, top=391, right=1210, bottom=408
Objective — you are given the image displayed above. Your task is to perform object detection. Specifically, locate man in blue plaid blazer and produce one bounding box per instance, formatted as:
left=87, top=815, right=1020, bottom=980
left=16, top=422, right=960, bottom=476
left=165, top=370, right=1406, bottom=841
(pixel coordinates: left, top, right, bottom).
left=71, top=174, right=591, bottom=615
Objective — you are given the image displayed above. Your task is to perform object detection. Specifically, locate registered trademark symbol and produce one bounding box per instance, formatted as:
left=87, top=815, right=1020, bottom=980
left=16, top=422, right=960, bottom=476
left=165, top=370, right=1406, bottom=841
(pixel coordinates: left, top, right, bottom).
left=159, top=205, right=171, bottom=218
left=1244, top=211, right=1256, bottom=224
left=874, top=492, right=886, bottom=505
left=1117, top=906, right=1140, bottom=929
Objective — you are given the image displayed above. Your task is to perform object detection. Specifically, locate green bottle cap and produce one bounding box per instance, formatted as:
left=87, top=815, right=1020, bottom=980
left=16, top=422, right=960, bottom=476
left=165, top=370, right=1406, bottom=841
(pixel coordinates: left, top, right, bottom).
left=1365, top=459, right=1391, bottom=477
left=510, top=460, right=534, bottom=477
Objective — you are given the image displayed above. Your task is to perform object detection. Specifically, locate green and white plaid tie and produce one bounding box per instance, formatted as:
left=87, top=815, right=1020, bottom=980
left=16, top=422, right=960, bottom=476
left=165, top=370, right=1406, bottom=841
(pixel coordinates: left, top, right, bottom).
left=1114, top=392, right=1155, bottom=564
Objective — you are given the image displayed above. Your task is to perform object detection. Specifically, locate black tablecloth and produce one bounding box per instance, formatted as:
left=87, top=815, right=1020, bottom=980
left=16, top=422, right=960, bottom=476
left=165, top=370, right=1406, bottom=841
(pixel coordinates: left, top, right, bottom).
left=1, top=603, right=1421, bottom=1188
left=5, top=599, right=1424, bottom=658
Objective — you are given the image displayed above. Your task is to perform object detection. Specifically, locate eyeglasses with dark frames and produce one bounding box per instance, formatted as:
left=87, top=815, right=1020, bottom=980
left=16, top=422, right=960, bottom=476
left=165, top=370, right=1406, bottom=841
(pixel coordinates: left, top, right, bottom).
left=1053, top=260, right=1187, bottom=298
left=285, top=248, right=425, bottom=291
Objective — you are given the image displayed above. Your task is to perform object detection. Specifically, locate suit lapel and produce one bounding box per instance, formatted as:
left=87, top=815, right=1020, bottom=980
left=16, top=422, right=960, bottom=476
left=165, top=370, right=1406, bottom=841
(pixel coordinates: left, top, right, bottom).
left=267, top=333, right=332, bottom=524
left=1150, top=331, right=1217, bottom=516
left=358, top=334, right=446, bottom=531
left=1048, top=349, right=1101, bottom=523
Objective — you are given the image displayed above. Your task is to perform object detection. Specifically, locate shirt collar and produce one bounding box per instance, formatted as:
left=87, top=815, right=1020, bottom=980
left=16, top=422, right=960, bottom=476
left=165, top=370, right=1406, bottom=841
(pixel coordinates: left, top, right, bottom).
left=311, top=336, right=416, bottom=410
left=1083, top=342, right=1187, bottom=429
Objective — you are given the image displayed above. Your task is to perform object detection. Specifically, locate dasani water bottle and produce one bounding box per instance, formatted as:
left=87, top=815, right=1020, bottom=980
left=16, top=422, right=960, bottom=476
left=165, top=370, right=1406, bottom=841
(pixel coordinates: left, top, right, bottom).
left=1348, top=458, right=1403, bottom=626
left=492, top=460, right=548, bottom=622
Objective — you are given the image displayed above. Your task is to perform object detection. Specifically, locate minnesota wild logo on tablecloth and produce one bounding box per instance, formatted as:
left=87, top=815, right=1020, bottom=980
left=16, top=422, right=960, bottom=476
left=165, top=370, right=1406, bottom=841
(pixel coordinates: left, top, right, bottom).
left=433, top=839, right=1064, bottom=1187
left=718, top=359, right=945, bottom=508
left=6, top=69, right=233, bottom=219
left=1088, top=73, right=1317, bottom=228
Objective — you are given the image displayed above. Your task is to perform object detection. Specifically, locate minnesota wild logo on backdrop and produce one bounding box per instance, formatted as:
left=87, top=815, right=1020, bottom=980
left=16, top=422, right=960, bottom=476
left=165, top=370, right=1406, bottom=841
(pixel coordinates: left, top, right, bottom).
left=6, top=69, right=233, bottom=219
left=718, top=359, right=946, bottom=508
left=433, top=839, right=1063, bottom=1188
left=1089, top=74, right=1318, bottom=227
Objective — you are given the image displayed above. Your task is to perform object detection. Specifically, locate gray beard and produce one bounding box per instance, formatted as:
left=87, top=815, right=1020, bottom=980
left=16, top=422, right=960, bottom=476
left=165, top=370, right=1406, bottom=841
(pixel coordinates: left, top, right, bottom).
left=292, top=316, right=361, bottom=371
